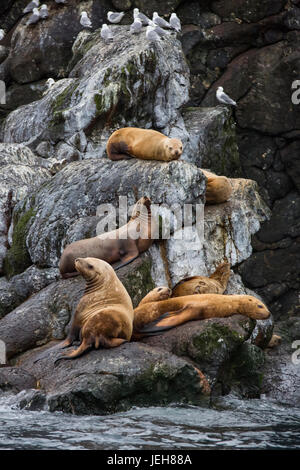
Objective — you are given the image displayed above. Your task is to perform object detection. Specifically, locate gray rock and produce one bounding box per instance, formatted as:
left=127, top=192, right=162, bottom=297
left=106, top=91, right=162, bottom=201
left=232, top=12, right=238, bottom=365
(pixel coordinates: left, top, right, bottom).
left=0, top=266, right=60, bottom=319
left=0, top=367, right=36, bottom=393
left=18, top=342, right=209, bottom=415
left=0, top=143, right=51, bottom=275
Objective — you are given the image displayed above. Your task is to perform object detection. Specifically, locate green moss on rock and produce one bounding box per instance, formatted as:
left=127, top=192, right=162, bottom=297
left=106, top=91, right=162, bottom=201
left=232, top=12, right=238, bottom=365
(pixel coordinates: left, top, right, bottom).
left=3, top=208, right=36, bottom=279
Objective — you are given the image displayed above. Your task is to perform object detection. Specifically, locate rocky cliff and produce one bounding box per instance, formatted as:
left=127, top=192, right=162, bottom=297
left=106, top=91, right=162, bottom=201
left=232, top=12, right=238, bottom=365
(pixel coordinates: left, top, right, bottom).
left=0, top=0, right=298, bottom=414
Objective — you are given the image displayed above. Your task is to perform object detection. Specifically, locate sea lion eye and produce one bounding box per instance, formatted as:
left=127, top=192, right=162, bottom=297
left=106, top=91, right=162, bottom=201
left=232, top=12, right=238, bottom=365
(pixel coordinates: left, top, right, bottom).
left=157, top=287, right=163, bottom=292
left=258, top=305, right=263, bottom=308
left=87, top=264, right=93, bottom=269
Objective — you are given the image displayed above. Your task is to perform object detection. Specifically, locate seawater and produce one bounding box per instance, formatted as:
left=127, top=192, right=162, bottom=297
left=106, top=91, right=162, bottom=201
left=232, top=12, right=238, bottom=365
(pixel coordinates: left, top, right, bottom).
left=0, top=394, right=300, bottom=450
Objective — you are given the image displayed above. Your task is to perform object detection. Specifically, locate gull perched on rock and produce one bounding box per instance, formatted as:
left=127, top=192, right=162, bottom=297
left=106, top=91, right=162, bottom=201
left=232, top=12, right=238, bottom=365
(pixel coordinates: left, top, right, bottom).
left=43, top=78, right=55, bottom=95
left=39, top=4, right=49, bottom=20
left=107, top=11, right=125, bottom=24
left=133, top=8, right=150, bottom=26
left=101, top=23, right=113, bottom=42
left=26, top=8, right=40, bottom=25
left=0, top=29, right=5, bottom=41
left=216, top=86, right=237, bottom=106
left=130, top=18, right=143, bottom=34
left=80, top=11, right=92, bottom=29
left=153, top=12, right=171, bottom=29
left=169, top=13, right=181, bottom=32
left=146, top=25, right=161, bottom=42
left=23, top=0, right=39, bottom=14
left=148, top=20, right=169, bottom=37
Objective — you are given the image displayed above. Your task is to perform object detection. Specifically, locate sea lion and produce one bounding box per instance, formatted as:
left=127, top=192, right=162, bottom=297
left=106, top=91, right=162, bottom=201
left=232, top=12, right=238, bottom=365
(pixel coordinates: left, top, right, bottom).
left=59, top=196, right=155, bottom=278
left=171, top=261, right=230, bottom=297
left=267, top=334, right=282, bottom=349
left=35, top=257, right=134, bottom=363
left=133, top=293, right=270, bottom=337
left=201, top=169, right=232, bottom=204
left=106, top=127, right=183, bottom=162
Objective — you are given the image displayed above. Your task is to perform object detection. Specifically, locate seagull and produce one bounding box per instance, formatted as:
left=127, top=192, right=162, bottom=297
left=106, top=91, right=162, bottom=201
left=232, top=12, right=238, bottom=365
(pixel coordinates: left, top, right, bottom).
left=130, top=18, right=143, bottom=34
left=146, top=26, right=161, bottom=42
left=0, top=29, right=5, bottom=41
left=216, top=86, right=237, bottom=106
left=39, top=4, right=49, bottom=19
left=107, top=11, right=125, bottom=24
left=169, top=13, right=181, bottom=32
left=23, top=0, right=39, bottom=15
left=133, top=8, right=150, bottom=26
left=152, top=12, right=171, bottom=29
left=26, top=8, right=40, bottom=25
left=101, top=23, right=113, bottom=42
left=80, top=11, right=92, bottom=29
left=148, top=20, right=169, bottom=37
left=43, top=78, right=55, bottom=95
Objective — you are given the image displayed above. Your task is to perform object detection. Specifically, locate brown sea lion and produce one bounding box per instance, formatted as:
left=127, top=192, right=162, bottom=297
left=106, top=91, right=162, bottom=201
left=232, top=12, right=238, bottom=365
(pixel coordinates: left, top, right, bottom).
left=267, top=334, right=282, bottom=349
left=35, top=257, right=134, bottom=363
left=133, top=293, right=270, bottom=337
left=59, top=196, right=155, bottom=278
left=106, top=127, right=183, bottom=162
left=201, top=169, right=232, bottom=204
left=171, top=261, right=230, bottom=297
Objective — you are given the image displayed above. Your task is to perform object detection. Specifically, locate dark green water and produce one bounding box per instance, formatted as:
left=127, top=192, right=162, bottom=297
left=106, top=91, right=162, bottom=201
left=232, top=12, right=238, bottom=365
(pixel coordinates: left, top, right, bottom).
left=0, top=394, right=300, bottom=450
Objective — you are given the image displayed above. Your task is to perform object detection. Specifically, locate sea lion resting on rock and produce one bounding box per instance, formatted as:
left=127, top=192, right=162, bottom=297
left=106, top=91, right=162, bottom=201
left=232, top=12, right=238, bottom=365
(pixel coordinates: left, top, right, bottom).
left=172, top=261, right=230, bottom=297
left=59, top=196, right=155, bottom=278
left=133, top=292, right=270, bottom=337
left=201, top=169, right=232, bottom=204
left=106, top=127, right=183, bottom=162
left=35, top=258, right=134, bottom=363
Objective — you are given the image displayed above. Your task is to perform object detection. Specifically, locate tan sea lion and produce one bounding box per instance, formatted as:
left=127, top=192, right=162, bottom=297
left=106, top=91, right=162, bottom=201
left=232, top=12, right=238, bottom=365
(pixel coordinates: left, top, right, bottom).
left=35, top=257, right=134, bottom=363
left=267, top=334, right=282, bottom=349
left=171, top=261, right=230, bottom=297
left=106, top=127, right=183, bottom=162
left=201, top=169, right=232, bottom=204
left=59, top=196, right=155, bottom=278
left=133, top=293, right=270, bottom=337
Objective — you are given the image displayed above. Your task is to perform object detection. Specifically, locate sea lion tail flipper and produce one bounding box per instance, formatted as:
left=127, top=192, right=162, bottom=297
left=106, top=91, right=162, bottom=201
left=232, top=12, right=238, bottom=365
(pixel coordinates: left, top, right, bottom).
left=138, top=306, right=190, bottom=336
left=113, top=254, right=139, bottom=271
left=107, top=141, right=131, bottom=161
left=33, top=338, right=74, bottom=363
left=54, top=341, right=92, bottom=364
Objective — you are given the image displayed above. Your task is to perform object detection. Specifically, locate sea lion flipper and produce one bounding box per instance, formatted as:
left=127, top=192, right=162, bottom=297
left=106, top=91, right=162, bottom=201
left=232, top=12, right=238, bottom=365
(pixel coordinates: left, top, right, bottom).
left=138, top=306, right=190, bottom=336
left=113, top=254, right=139, bottom=271
left=33, top=337, right=74, bottom=363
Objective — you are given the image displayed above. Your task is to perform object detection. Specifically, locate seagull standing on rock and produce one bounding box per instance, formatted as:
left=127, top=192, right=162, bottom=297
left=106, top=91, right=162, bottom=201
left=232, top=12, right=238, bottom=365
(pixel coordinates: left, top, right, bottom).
left=39, top=4, right=49, bottom=20
left=26, top=8, right=40, bottom=25
left=169, top=13, right=181, bottom=32
left=152, top=12, right=171, bottom=29
left=133, top=8, right=150, bottom=26
left=146, top=25, right=161, bottom=42
left=101, top=24, right=113, bottom=42
left=216, top=86, right=237, bottom=106
left=130, top=18, right=143, bottom=34
left=80, top=11, right=92, bottom=29
left=23, top=0, right=39, bottom=15
left=148, top=20, right=169, bottom=37
left=107, top=11, right=125, bottom=24
left=0, top=29, right=5, bottom=41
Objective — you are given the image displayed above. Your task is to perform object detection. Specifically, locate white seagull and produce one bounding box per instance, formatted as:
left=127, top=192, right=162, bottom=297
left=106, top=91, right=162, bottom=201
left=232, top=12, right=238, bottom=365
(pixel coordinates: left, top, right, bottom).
left=130, top=18, right=143, bottom=34
left=80, top=11, right=92, bottom=29
left=23, top=0, right=39, bottom=15
left=26, top=8, right=40, bottom=25
left=169, top=13, right=181, bottom=32
left=43, top=78, right=55, bottom=95
left=107, top=11, right=125, bottom=24
left=146, top=25, right=161, bottom=42
left=148, top=20, right=169, bottom=37
left=133, top=8, right=150, bottom=26
left=216, top=87, right=237, bottom=106
left=0, top=29, right=5, bottom=41
left=152, top=12, right=171, bottom=29
left=39, top=4, right=49, bottom=20
left=101, top=23, right=113, bottom=41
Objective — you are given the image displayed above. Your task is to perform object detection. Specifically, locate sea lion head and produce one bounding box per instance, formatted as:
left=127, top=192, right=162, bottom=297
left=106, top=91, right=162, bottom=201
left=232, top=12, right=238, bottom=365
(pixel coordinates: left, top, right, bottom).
left=139, top=286, right=172, bottom=305
left=131, top=196, right=151, bottom=219
left=165, top=138, right=183, bottom=160
left=75, top=257, right=112, bottom=282
left=238, top=295, right=270, bottom=320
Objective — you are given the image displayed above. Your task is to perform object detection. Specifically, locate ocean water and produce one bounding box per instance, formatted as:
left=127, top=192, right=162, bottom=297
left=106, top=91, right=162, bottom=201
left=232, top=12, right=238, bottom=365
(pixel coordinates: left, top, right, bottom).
left=0, top=394, right=300, bottom=450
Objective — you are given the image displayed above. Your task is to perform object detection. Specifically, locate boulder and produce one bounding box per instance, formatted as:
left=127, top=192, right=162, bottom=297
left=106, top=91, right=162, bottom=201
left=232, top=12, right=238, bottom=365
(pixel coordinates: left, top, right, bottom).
left=0, top=366, right=36, bottom=393
left=18, top=342, right=209, bottom=415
